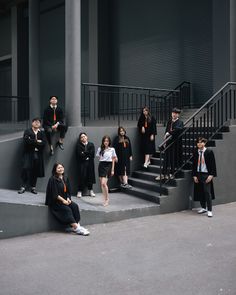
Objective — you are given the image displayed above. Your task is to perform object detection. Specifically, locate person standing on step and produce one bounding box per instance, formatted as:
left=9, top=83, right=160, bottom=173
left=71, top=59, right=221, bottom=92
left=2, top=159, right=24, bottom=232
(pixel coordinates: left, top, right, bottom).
left=192, top=137, right=217, bottom=218
left=96, top=135, right=117, bottom=207
left=76, top=132, right=96, bottom=198
left=113, top=126, right=133, bottom=189
left=45, top=162, right=90, bottom=235
left=18, top=118, right=46, bottom=195
left=43, top=95, right=68, bottom=156
left=137, top=106, right=157, bottom=168
left=156, top=107, right=183, bottom=180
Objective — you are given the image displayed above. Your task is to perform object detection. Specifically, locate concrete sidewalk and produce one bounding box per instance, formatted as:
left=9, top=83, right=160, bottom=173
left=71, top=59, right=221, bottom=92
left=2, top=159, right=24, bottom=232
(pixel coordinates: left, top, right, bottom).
left=0, top=202, right=236, bottom=295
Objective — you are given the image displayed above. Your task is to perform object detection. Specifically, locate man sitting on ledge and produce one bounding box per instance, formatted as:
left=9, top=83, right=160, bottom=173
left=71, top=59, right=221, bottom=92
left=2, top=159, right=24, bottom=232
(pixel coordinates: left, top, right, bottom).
left=43, top=95, right=67, bottom=156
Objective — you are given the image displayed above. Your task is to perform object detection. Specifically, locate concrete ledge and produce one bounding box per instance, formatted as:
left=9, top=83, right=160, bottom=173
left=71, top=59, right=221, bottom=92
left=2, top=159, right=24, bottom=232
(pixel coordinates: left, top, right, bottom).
left=0, top=189, right=160, bottom=239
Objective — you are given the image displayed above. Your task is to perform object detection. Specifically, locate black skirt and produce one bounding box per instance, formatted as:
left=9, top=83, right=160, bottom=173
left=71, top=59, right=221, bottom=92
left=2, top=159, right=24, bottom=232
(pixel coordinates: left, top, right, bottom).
left=98, top=161, right=112, bottom=178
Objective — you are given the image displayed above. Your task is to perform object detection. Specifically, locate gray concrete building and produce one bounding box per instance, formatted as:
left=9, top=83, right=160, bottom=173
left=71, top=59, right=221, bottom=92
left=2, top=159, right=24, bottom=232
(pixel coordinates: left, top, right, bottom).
left=0, top=0, right=236, bottom=120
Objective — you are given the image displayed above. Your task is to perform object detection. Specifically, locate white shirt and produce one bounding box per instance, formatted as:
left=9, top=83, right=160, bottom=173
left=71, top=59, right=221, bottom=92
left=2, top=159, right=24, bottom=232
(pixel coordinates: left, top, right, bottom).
left=96, top=147, right=117, bottom=162
left=197, top=147, right=208, bottom=173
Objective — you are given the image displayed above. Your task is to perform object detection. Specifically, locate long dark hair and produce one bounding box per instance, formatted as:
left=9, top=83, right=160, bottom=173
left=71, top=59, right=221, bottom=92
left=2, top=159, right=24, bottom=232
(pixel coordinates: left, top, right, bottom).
left=140, top=106, right=151, bottom=123
left=100, top=135, right=111, bottom=156
left=52, top=162, right=64, bottom=177
left=118, top=126, right=129, bottom=145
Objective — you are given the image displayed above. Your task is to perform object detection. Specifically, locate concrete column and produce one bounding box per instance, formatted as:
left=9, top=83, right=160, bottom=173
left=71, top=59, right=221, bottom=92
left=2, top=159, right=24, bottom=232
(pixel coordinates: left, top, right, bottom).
left=88, top=0, right=98, bottom=120
left=11, top=6, right=18, bottom=121
left=65, top=0, right=82, bottom=126
left=29, top=0, right=40, bottom=120
left=230, top=0, right=236, bottom=82
left=11, top=6, right=17, bottom=97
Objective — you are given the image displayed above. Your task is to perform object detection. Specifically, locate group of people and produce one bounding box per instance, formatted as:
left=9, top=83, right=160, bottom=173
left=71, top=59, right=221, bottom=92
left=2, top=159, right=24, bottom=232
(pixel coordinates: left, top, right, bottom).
left=137, top=106, right=217, bottom=218
left=17, top=103, right=217, bottom=236
left=77, top=127, right=133, bottom=207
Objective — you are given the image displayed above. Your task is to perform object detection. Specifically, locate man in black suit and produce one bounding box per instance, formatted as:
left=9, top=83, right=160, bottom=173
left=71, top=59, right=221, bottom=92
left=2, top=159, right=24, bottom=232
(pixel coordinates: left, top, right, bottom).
left=18, top=118, right=46, bottom=194
left=192, top=137, right=217, bottom=217
left=156, top=107, right=184, bottom=180
left=43, top=96, right=68, bottom=155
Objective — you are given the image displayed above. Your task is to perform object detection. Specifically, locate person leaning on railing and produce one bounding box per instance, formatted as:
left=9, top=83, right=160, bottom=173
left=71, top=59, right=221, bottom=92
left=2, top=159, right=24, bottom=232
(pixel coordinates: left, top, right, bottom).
left=156, top=107, right=183, bottom=181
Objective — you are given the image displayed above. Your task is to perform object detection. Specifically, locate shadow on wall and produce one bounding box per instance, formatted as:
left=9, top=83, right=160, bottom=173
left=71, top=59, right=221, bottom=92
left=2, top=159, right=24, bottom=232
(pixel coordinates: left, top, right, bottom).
left=0, top=126, right=166, bottom=195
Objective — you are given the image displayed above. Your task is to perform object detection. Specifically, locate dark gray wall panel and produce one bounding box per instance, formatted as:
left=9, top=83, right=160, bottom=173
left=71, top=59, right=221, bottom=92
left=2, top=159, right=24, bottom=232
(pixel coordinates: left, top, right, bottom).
left=40, top=2, right=65, bottom=112
left=0, top=13, right=11, bottom=57
left=111, top=0, right=213, bottom=105
left=212, top=0, right=230, bottom=92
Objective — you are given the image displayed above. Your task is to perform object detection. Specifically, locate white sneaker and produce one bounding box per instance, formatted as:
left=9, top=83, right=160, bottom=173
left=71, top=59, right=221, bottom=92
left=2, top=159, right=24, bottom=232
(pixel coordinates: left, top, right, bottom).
left=74, top=225, right=90, bottom=236
left=197, top=208, right=207, bottom=214
left=207, top=211, right=213, bottom=217
left=169, top=174, right=175, bottom=180
left=89, top=190, right=96, bottom=197
left=77, top=191, right=82, bottom=198
left=155, top=175, right=164, bottom=181
left=143, top=163, right=148, bottom=168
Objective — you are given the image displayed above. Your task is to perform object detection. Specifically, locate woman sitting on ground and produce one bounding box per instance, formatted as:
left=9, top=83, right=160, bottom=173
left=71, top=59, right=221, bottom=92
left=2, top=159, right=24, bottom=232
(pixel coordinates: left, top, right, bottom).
left=45, top=162, right=89, bottom=236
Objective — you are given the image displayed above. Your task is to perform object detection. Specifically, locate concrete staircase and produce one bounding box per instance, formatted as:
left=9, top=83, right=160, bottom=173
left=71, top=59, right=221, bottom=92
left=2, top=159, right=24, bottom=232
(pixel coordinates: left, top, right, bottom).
left=122, top=125, right=231, bottom=213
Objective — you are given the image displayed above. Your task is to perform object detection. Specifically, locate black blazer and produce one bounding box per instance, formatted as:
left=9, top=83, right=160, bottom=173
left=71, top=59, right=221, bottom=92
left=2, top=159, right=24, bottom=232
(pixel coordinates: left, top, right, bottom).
left=192, top=148, right=217, bottom=177
left=43, top=106, right=65, bottom=127
left=165, top=118, right=184, bottom=138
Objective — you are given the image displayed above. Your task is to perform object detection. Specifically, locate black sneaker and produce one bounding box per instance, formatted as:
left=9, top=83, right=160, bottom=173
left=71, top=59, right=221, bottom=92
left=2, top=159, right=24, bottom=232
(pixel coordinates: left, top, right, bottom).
left=57, top=142, right=64, bottom=150
left=31, top=188, right=38, bottom=194
left=18, top=187, right=26, bottom=194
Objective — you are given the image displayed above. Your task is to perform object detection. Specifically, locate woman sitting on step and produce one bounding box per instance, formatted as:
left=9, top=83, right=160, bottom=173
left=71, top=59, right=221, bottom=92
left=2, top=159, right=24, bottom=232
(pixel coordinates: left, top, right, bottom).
left=45, top=162, right=90, bottom=236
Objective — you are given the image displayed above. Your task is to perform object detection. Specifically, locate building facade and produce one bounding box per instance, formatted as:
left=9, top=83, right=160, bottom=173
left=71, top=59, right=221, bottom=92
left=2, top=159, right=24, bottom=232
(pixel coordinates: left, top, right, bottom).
left=0, top=0, right=235, bottom=125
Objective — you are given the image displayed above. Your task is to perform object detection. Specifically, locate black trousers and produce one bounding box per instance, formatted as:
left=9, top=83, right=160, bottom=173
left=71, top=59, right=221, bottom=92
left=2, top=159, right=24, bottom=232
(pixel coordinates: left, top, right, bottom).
left=198, top=173, right=212, bottom=211
left=21, top=167, right=37, bottom=188
left=44, top=124, right=67, bottom=145
left=51, top=201, right=80, bottom=225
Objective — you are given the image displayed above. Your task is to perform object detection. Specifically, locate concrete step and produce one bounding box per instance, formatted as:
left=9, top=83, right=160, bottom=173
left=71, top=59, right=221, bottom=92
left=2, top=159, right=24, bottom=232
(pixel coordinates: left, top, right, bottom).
left=121, top=185, right=163, bottom=204
left=128, top=177, right=172, bottom=195
left=132, top=170, right=178, bottom=186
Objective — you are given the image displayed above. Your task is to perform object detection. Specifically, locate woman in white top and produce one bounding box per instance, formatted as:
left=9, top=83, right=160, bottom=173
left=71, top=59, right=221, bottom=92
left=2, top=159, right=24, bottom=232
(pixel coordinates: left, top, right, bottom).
left=96, top=135, right=117, bottom=206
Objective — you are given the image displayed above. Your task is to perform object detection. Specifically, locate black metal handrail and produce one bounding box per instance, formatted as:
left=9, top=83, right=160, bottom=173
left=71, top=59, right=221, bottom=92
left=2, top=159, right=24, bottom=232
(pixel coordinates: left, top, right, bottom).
left=81, top=82, right=191, bottom=126
left=157, top=82, right=236, bottom=195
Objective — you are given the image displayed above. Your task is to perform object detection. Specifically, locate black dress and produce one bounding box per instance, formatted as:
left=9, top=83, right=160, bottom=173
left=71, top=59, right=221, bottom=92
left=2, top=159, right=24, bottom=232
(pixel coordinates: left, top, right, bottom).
left=137, top=115, right=157, bottom=154
left=113, top=135, right=132, bottom=176
left=76, top=141, right=96, bottom=191
left=45, top=176, right=80, bottom=225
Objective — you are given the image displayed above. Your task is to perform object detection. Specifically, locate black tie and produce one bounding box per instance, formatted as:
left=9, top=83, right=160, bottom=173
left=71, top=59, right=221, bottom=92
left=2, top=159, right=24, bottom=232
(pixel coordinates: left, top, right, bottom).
left=199, top=151, right=203, bottom=172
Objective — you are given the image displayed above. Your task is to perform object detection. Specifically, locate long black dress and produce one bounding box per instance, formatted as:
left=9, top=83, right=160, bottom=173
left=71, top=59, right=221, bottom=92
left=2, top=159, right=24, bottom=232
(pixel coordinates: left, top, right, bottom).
left=45, top=176, right=80, bottom=225
left=76, top=141, right=96, bottom=191
left=137, top=115, right=157, bottom=154
left=113, top=135, right=132, bottom=176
